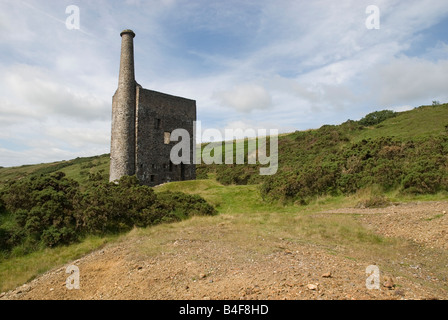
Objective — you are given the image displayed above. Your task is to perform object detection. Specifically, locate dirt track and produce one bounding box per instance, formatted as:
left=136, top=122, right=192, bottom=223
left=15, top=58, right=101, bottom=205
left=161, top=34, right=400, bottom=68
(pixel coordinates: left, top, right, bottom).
left=1, top=201, right=447, bottom=300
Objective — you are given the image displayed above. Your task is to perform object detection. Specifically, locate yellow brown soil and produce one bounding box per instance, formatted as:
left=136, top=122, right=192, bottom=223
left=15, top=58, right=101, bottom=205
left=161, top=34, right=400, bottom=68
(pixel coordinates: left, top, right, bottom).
left=1, top=201, right=447, bottom=300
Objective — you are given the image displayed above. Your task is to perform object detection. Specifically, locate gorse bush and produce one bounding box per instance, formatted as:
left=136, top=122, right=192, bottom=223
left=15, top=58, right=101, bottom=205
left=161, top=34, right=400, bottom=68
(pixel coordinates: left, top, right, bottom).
left=0, top=198, right=10, bottom=252
left=74, top=175, right=215, bottom=234
left=359, top=110, right=397, bottom=126
left=215, top=165, right=262, bottom=186
left=0, top=173, right=216, bottom=255
left=74, top=175, right=159, bottom=234
left=260, top=135, right=448, bottom=202
left=155, top=191, right=217, bottom=221
left=0, top=197, right=5, bottom=214
left=3, top=172, right=79, bottom=248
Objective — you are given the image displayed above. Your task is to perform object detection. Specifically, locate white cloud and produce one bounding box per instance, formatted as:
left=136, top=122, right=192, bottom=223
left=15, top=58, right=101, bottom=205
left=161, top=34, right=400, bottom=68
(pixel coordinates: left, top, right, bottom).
left=367, top=56, right=448, bottom=106
left=224, top=119, right=293, bottom=136
left=213, top=84, right=272, bottom=113
left=44, top=124, right=110, bottom=148
left=1, top=64, right=110, bottom=123
left=0, top=145, right=107, bottom=168
left=392, top=105, right=413, bottom=112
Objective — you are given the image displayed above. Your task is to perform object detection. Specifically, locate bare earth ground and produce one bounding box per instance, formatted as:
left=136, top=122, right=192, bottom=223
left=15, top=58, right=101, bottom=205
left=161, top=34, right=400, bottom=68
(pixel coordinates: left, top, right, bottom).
left=1, top=201, right=447, bottom=300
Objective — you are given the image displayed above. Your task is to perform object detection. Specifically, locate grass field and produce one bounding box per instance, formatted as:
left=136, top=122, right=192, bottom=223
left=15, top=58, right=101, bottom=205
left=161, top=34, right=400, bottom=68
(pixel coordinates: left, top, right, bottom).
left=354, top=105, right=448, bottom=142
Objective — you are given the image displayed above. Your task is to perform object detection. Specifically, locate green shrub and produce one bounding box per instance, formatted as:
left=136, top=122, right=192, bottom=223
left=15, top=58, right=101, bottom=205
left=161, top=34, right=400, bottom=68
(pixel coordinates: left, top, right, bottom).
left=259, top=135, right=448, bottom=202
left=1, top=173, right=216, bottom=255
left=75, top=176, right=215, bottom=234
left=195, top=166, right=209, bottom=180
left=75, top=175, right=158, bottom=234
left=88, top=170, right=106, bottom=183
left=80, top=161, right=95, bottom=169
left=41, top=226, right=77, bottom=247
left=0, top=197, right=5, bottom=214
left=0, top=227, right=12, bottom=252
left=156, top=191, right=216, bottom=218
left=359, top=110, right=396, bottom=126
left=2, top=172, right=80, bottom=249
left=215, top=165, right=261, bottom=185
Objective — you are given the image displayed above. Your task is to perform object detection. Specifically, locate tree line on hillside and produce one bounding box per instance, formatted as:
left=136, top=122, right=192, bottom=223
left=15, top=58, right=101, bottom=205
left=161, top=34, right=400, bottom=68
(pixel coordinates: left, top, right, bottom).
left=0, top=173, right=215, bottom=257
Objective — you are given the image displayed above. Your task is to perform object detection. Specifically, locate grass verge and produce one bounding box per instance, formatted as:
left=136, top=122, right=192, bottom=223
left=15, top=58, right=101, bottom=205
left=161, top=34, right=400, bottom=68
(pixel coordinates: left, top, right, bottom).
left=0, top=235, right=116, bottom=293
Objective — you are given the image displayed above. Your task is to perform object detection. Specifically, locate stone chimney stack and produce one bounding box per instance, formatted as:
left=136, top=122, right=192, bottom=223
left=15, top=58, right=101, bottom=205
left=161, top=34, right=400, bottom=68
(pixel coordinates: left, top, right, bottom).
left=110, top=29, right=136, bottom=182
left=118, top=29, right=136, bottom=93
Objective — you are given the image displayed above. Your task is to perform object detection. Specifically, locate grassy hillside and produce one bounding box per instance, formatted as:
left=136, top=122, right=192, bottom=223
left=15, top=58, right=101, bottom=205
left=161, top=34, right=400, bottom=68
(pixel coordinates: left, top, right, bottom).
left=0, top=154, right=110, bottom=189
left=354, top=104, right=448, bottom=141
left=198, top=103, right=448, bottom=202
left=1, top=103, right=446, bottom=192
left=1, top=103, right=446, bottom=208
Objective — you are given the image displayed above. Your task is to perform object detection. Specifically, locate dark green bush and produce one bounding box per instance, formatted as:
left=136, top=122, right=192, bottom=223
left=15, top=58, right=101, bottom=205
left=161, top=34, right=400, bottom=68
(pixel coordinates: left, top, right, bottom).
left=156, top=191, right=216, bottom=218
left=0, top=173, right=216, bottom=255
left=195, top=166, right=209, bottom=180
left=359, top=110, right=396, bottom=126
left=80, top=161, right=95, bottom=169
left=259, top=135, right=448, bottom=202
left=2, top=172, right=80, bottom=248
left=88, top=170, right=107, bottom=183
left=215, top=165, right=262, bottom=186
left=0, top=227, right=12, bottom=253
left=74, top=175, right=158, bottom=234
left=0, top=197, right=5, bottom=214
left=401, top=160, right=444, bottom=194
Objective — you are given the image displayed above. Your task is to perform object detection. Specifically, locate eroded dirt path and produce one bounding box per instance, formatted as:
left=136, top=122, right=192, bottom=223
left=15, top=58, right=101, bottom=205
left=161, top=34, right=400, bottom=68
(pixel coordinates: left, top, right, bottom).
left=1, top=201, right=447, bottom=300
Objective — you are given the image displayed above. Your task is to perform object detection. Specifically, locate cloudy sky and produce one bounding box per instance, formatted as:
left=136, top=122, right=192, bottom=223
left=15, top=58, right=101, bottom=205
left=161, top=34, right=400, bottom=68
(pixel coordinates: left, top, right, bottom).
left=1, top=0, right=447, bottom=167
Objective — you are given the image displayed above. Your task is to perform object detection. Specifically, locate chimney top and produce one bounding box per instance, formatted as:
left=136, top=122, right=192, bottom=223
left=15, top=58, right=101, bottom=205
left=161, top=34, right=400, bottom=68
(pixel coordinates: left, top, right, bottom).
left=120, top=29, right=135, bottom=38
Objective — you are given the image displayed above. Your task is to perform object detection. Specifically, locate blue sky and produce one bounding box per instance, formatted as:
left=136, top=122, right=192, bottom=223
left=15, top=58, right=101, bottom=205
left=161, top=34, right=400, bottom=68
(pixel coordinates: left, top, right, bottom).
left=0, top=0, right=447, bottom=166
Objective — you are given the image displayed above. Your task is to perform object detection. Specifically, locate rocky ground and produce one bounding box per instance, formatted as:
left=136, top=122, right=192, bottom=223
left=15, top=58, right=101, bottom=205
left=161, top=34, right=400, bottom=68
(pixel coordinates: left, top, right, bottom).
left=1, top=201, right=447, bottom=300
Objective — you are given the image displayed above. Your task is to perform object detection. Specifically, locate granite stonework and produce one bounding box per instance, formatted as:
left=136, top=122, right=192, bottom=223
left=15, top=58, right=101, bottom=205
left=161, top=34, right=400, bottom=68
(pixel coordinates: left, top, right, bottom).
left=110, top=29, right=196, bottom=186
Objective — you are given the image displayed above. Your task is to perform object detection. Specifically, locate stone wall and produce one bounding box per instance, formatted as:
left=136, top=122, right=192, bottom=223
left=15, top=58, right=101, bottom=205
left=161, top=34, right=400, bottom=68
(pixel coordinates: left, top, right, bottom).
left=135, top=87, right=196, bottom=186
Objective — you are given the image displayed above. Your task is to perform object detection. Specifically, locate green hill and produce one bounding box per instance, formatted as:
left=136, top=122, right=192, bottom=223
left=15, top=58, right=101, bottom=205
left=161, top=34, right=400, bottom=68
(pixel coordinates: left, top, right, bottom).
left=0, top=155, right=110, bottom=189
left=1, top=103, right=447, bottom=197
left=354, top=104, right=448, bottom=141
left=198, top=103, right=448, bottom=202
